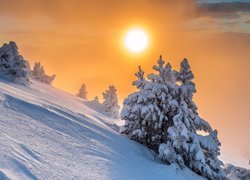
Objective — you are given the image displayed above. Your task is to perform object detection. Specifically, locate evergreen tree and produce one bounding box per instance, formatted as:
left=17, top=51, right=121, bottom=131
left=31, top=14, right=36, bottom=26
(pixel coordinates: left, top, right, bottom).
left=121, top=55, right=226, bottom=179
left=0, top=41, right=29, bottom=84
left=77, top=83, right=88, bottom=99
left=93, top=96, right=99, bottom=103
left=102, top=85, right=120, bottom=118
left=132, top=66, right=145, bottom=90
left=31, top=62, right=56, bottom=84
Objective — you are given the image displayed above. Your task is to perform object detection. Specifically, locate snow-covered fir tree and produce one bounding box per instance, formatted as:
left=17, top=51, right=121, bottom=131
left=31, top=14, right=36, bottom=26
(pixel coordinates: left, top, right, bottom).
left=121, top=55, right=226, bottom=179
left=31, top=62, right=56, bottom=84
left=77, top=83, right=88, bottom=99
left=0, top=41, right=29, bottom=84
left=102, top=85, right=120, bottom=118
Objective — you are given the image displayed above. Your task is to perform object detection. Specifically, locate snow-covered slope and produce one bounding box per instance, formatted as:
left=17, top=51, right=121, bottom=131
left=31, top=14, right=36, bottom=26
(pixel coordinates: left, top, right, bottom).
left=0, top=78, right=203, bottom=180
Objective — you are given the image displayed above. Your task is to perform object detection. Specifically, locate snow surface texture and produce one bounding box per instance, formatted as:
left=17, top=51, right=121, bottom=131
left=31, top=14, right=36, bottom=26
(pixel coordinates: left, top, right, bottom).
left=0, top=78, right=203, bottom=180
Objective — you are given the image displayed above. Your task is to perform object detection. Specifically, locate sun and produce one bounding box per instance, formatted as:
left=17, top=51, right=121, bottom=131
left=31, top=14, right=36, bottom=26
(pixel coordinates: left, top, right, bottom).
left=124, top=28, right=148, bottom=53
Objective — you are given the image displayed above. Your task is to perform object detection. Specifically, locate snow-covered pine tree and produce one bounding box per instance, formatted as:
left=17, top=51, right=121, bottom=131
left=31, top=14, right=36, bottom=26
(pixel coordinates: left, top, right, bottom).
left=31, top=62, right=56, bottom=84
left=121, top=55, right=178, bottom=151
left=175, top=59, right=225, bottom=179
left=102, top=85, right=120, bottom=118
left=121, top=55, right=226, bottom=179
left=77, top=83, right=88, bottom=99
left=0, top=41, right=29, bottom=84
left=93, top=96, right=99, bottom=103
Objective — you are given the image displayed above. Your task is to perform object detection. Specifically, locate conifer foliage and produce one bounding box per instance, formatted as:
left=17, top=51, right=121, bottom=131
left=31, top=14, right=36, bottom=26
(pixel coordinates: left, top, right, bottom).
left=121, top=56, right=226, bottom=179
left=0, top=41, right=29, bottom=84
left=31, top=62, right=56, bottom=84
left=102, top=85, right=120, bottom=118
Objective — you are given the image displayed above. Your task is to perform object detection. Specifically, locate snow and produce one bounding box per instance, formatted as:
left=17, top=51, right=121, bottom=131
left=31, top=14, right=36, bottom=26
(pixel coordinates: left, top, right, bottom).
left=197, top=131, right=219, bottom=152
left=0, top=78, right=203, bottom=180
left=224, top=164, right=250, bottom=180
left=0, top=41, right=29, bottom=85
left=159, top=143, right=177, bottom=164
left=102, top=85, right=120, bottom=118
left=31, top=62, right=56, bottom=85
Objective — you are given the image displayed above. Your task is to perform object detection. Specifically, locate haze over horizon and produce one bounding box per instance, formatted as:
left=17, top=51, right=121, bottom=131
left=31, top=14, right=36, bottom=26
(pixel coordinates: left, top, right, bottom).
left=1, top=0, right=250, bottom=168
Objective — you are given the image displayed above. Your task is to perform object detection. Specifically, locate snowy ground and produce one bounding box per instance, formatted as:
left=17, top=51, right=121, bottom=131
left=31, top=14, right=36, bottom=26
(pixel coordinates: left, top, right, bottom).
left=0, top=78, right=203, bottom=180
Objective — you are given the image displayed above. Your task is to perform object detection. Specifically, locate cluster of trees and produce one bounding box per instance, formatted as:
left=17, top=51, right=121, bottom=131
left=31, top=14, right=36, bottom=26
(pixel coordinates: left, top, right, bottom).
left=121, top=55, right=226, bottom=179
left=0, top=41, right=56, bottom=85
left=0, top=41, right=29, bottom=84
left=1, top=41, right=235, bottom=179
left=31, top=62, right=56, bottom=84
left=76, top=83, right=120, bottom=118
left=0, top=41, right=120, bottom=118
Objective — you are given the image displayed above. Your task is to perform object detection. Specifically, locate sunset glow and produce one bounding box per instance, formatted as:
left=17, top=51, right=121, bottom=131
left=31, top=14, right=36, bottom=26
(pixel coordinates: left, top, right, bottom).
left=0, top=0, right=250, bottom=170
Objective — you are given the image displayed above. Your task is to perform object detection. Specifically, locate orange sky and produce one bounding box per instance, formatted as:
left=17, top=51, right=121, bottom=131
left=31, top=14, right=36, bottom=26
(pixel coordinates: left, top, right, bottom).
left=1, top=0, right=250, bottom=167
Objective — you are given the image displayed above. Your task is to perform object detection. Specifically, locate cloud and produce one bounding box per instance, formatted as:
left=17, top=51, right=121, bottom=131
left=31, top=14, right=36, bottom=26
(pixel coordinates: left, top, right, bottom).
left=0, top=0, right=249, bottom=38
left=184, top=1, right=250, bottom=34
left=197, top=2, right=250, bottom=18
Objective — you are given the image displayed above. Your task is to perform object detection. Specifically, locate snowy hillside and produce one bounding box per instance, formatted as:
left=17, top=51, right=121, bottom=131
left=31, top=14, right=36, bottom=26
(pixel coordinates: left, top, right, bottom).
left=0, top=78, right=203, bottom=180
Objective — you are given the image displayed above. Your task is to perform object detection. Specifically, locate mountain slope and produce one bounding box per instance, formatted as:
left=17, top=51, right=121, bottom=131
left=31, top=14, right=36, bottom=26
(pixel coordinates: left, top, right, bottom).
left=0, top=78, right=202, bottom=180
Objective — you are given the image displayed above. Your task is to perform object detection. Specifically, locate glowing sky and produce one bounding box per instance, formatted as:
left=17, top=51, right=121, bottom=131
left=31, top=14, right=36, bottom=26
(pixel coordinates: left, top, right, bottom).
left=1, top=0, right=250, bottom=167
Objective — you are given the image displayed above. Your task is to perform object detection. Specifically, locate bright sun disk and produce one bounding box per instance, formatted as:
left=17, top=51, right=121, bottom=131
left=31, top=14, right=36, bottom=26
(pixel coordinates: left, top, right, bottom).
left=125, top=28, right=148, bottom=53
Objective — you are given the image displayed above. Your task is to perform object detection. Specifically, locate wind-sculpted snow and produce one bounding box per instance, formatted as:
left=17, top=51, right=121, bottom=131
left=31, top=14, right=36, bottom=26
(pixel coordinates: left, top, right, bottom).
left=0, top=79, right=203, bottom=180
